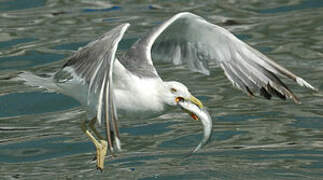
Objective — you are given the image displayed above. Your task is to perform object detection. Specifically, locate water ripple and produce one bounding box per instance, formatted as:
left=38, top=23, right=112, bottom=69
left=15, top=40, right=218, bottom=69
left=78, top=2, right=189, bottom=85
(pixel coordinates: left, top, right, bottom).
left=0, top=0, right=323, bottom=179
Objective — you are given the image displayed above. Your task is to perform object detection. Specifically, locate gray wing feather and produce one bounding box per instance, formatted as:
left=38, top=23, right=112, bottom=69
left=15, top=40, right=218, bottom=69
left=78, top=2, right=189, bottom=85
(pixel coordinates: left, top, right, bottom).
left=120, top=40, right=159, bottom=78
left=62, top=24, right=129, bottom=95
left=57, top=23, right=129, bottom=150
left=132, top=12, right=317, bottom=103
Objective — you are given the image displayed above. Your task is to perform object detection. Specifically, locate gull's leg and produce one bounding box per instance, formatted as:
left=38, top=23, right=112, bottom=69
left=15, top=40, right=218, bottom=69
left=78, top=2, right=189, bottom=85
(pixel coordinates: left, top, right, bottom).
left=88, top=117, right=111, bottom=159
left=81, top=120, right=107, bottom=171
left=89, top=117, right=104, bottom=140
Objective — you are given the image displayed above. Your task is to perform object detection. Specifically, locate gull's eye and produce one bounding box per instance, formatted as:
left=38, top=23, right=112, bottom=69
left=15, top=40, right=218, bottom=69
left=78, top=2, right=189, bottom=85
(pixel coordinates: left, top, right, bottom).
left=175, top=97, right=184, bottom=103
left=171, top=88, right=177, bottom=93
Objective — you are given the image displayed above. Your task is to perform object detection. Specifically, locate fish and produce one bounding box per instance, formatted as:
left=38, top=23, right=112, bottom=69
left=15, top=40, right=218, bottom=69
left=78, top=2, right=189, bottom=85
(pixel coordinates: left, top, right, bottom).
left=178, top=100, right=213, bottom=152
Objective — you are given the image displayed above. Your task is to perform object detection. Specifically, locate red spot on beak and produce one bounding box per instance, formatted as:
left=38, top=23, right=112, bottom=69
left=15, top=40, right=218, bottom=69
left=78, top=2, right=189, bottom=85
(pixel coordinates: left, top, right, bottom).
left=191, top=113, right=198, bottom=120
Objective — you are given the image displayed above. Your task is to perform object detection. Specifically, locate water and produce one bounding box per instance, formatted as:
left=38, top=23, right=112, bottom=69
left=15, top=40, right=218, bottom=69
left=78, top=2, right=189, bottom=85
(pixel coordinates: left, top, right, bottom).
left=1, top=0, right=323, bottom=179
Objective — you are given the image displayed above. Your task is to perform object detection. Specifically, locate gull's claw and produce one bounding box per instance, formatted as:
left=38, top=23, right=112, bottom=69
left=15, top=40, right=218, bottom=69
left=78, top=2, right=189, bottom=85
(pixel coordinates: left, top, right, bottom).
left=97, top=166, right=103, bottom=173
left=81, top=119, right=109, bottom=171
left=96, top=140, right=107, bottom=170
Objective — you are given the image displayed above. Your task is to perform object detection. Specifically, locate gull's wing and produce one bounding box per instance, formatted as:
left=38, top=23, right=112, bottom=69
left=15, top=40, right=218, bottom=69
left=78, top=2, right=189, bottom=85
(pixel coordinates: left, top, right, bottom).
left=127, top=12, right=316, bottom=103
left=55, top=23, right=130, bottom=150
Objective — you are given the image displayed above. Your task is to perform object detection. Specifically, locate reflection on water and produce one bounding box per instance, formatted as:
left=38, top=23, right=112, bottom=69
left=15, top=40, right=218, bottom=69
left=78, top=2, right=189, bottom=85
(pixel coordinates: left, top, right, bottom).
left=1, top=0, right=323, bottom=179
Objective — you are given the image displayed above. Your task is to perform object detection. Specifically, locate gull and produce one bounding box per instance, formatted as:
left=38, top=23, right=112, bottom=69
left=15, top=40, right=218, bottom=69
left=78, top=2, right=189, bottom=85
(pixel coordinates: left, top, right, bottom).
left=17, top=12, right=317, bottom=170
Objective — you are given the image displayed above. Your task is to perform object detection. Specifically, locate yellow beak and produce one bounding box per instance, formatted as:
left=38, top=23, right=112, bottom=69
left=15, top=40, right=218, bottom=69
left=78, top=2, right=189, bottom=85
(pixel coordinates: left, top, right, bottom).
left=187, top=95, right=203, bottom=109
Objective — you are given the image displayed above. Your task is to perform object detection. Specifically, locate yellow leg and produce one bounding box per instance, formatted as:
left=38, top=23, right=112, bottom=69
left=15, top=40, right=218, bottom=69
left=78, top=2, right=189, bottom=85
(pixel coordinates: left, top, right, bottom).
left=89, top=117, right=105, bottom=140
left=90, top=117, right=120, bottom=154
left=81, top=120, right=107, bottom=171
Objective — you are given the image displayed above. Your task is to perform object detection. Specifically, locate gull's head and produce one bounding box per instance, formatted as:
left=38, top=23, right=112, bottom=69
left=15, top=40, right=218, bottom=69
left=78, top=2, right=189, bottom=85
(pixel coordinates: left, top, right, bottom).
left=163, top=81, right=212, bottom=152
left=163, top=81, right=203, bottom=120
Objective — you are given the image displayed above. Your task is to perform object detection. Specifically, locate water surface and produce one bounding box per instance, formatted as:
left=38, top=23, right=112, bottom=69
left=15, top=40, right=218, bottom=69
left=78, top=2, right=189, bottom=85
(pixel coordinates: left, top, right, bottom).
left=1, top=0, right=323, bottom=179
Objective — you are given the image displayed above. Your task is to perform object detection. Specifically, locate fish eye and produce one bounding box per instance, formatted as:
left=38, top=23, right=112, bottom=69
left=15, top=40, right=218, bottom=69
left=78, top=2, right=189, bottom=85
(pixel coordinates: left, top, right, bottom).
left=170, top=88, right=177, bottom=93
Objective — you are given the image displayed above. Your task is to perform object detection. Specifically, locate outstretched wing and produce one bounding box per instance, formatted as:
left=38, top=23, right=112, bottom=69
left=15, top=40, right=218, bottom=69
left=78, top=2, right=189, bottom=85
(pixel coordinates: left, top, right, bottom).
left=127, top=12, right=316, bottom=103
left=55, top=23, right=130, bottom=150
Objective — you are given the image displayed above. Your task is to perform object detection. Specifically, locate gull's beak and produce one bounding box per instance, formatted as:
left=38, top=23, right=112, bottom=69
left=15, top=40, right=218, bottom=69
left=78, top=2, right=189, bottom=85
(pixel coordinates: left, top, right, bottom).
left=187, top=95, right=203, bottom=109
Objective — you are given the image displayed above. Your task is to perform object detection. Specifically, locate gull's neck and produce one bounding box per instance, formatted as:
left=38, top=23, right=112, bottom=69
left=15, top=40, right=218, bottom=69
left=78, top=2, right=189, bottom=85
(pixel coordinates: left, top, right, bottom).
left=113, top=62, right=167, bottom=113
left=114, top=77, right=166, bottom=112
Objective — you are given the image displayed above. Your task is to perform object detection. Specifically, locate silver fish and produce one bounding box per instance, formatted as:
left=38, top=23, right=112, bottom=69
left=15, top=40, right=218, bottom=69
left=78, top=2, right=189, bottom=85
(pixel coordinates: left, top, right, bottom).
left=178, top=100, right=213, bottom=152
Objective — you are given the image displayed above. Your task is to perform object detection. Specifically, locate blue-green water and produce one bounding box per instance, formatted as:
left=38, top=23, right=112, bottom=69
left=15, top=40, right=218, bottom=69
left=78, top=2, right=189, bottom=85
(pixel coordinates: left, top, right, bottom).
left=1, top=0, right=323, bottom=179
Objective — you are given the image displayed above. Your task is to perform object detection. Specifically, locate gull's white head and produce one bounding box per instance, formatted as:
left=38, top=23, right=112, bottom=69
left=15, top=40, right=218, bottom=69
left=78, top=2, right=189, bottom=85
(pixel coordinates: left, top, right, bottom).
left=162, top=81, right=203, bottom=119
left=162, top=81, right=212, bottom=152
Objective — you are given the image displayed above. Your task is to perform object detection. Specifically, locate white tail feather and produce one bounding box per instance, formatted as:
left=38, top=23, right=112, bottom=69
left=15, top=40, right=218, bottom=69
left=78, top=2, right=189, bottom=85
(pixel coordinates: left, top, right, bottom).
left=15, top=71, right=58, bottom=92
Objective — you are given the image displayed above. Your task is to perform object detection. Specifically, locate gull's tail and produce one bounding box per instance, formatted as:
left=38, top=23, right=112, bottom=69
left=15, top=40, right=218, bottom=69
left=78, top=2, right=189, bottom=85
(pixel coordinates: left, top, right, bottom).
left=15, top=71, right=59, bottom=92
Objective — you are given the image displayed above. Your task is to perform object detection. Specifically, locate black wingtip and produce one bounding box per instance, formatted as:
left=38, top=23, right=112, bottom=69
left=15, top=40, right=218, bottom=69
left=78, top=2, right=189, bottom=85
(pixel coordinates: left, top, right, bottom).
left=259, top=83, right=301, bottom=104
left=267, top=83, right=286, bottom=100
left=245, top=86, right=255, bottom=97
left=260, top=87, right=272, bottom=100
